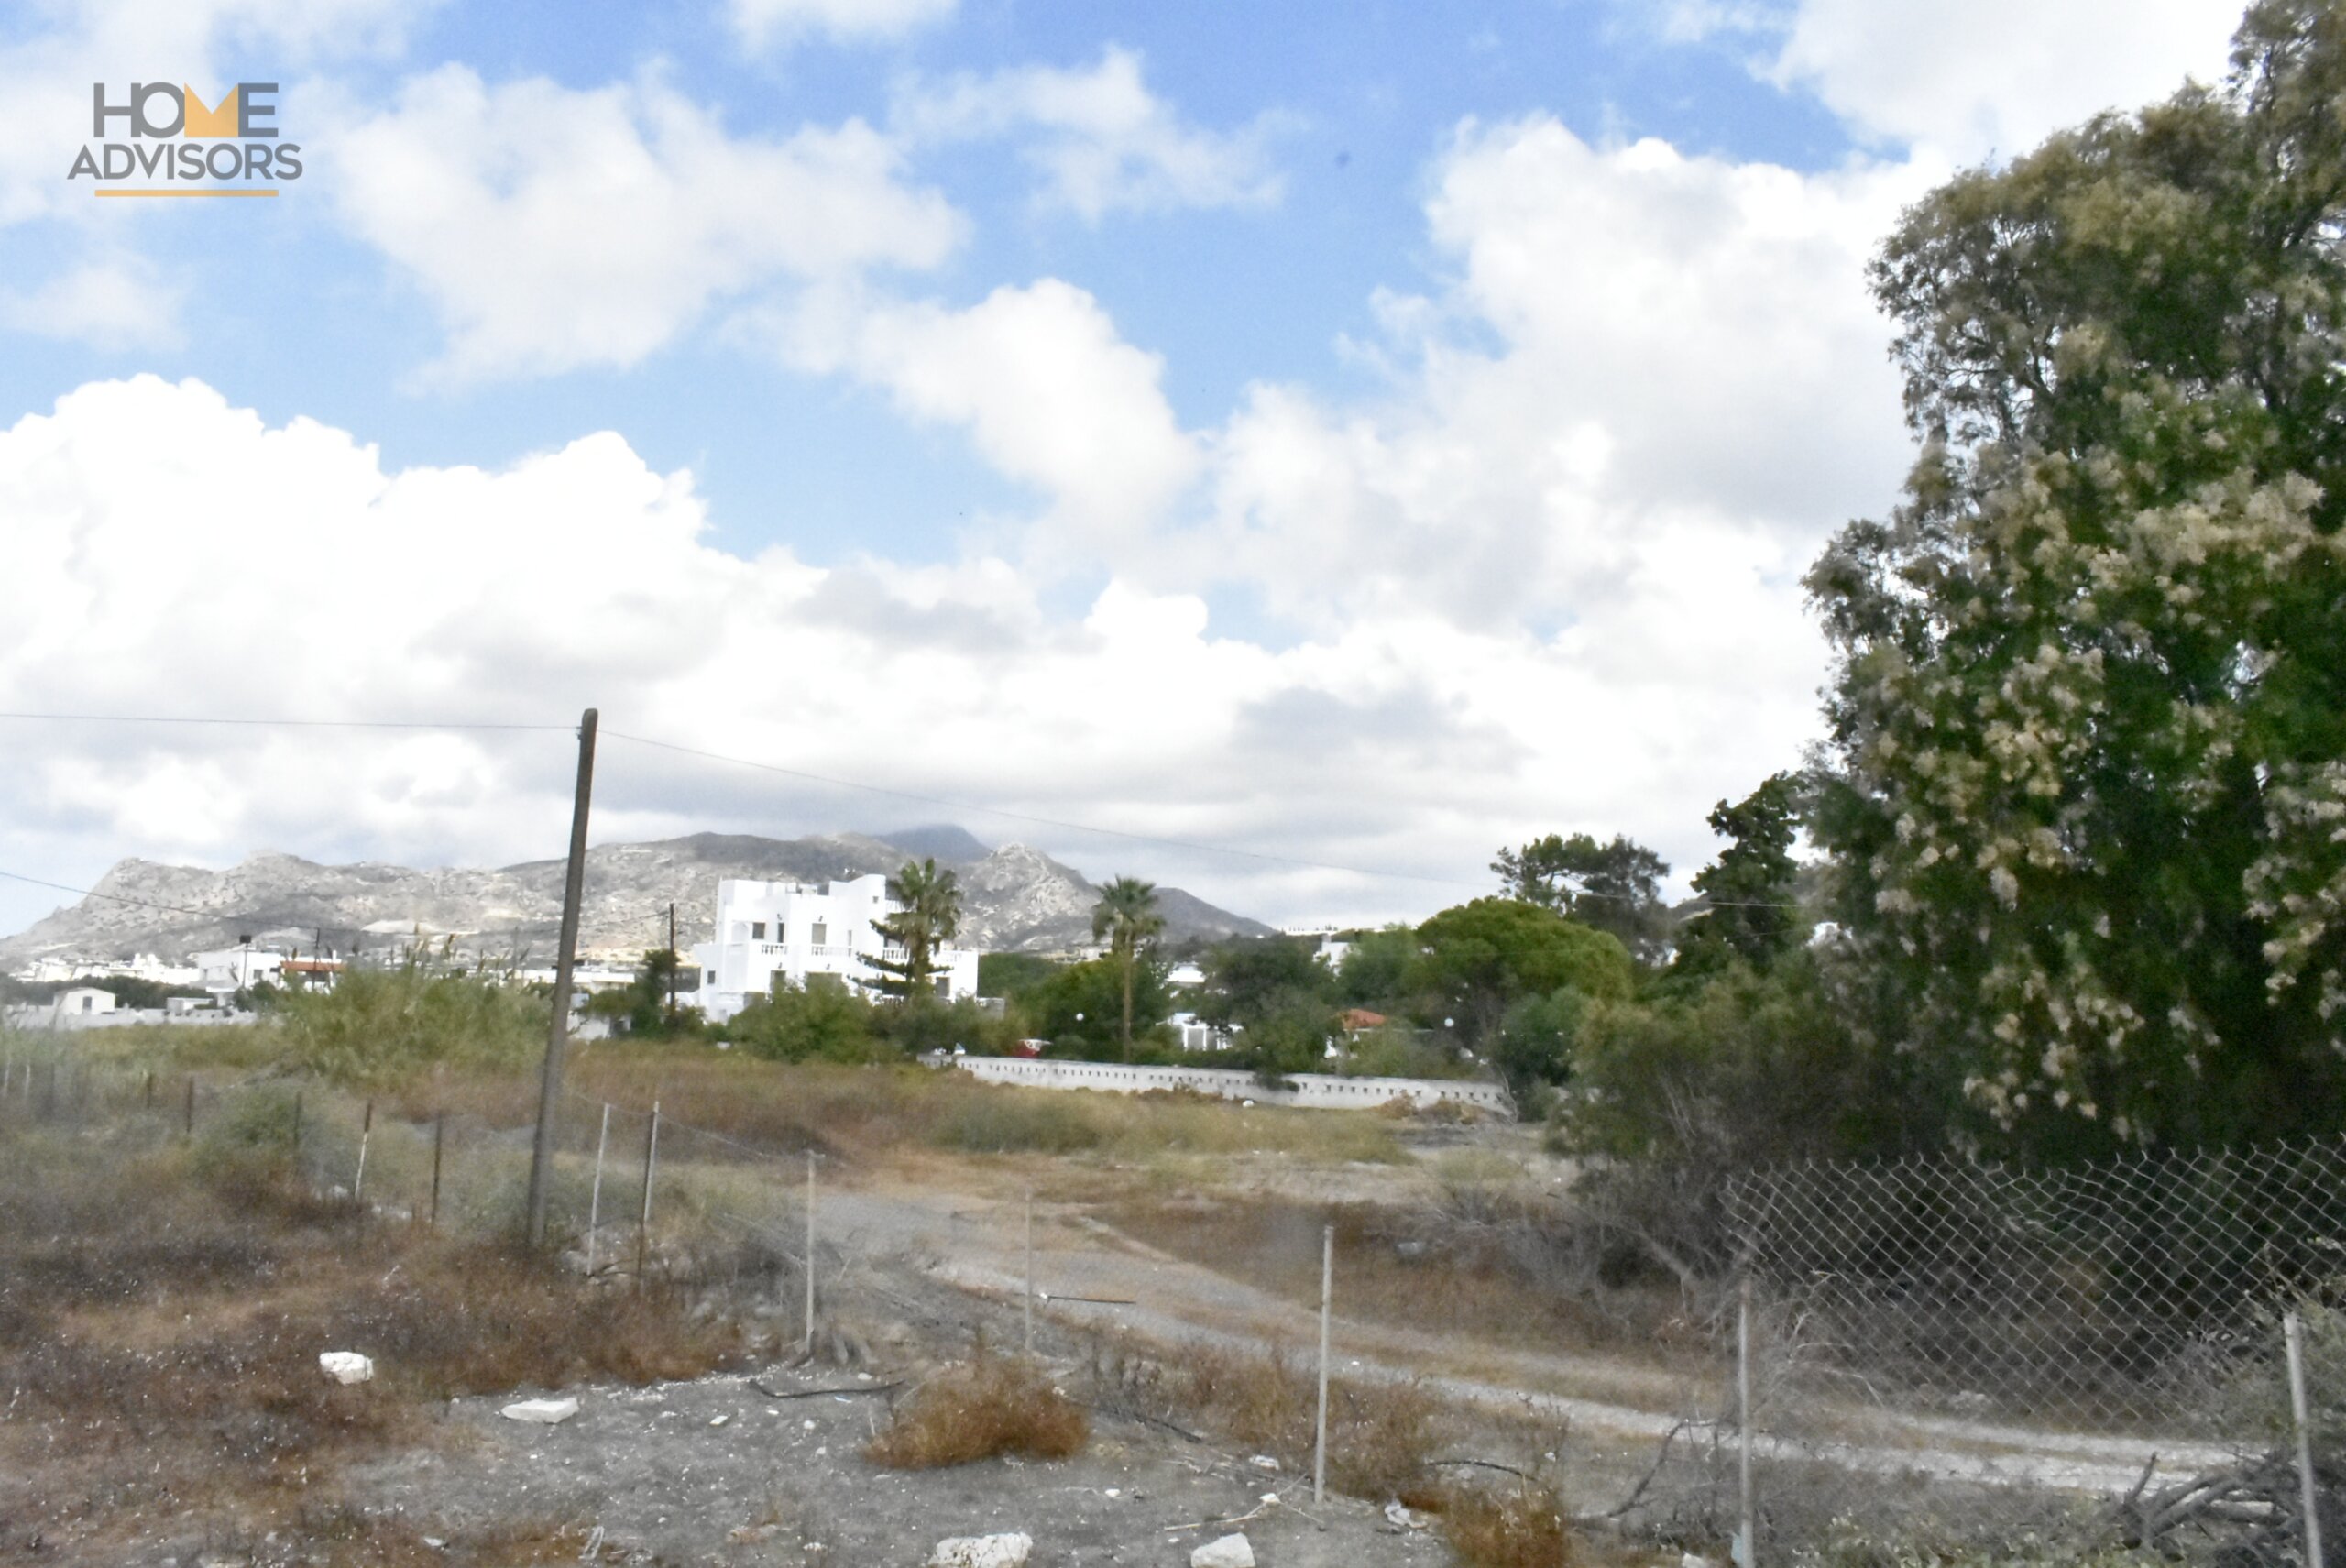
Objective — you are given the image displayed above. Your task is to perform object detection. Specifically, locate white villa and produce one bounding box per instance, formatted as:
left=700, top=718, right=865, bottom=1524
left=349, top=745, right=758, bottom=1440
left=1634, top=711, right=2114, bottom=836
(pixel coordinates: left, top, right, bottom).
left=691, top=873, right=981, bottom=1023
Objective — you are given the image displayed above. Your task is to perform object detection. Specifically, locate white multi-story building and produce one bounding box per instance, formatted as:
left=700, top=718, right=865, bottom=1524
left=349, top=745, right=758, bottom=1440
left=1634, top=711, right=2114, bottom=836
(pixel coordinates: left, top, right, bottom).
left=691, top=873, right=982, bottom=1022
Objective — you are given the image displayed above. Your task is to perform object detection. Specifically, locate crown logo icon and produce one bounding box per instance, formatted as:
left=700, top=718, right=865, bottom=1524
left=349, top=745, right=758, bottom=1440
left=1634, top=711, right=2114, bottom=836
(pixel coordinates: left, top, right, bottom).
left=182, top=85, right=238, bottom=137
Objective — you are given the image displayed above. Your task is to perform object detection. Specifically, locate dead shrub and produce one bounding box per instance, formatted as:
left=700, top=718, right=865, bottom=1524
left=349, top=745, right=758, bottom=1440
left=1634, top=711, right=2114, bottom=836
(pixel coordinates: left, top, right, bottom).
left=1440, top=1483, right=1579, bottom=1568
left=865, top=1354, right=1090, bottom=1468
left=1141, top=1342, right=1442, bottom=1500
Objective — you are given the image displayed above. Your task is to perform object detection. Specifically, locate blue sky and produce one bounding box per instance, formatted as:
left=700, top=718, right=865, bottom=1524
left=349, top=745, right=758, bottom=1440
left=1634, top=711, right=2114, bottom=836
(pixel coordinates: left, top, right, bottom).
left=0, top=0, right=2244, bottom=942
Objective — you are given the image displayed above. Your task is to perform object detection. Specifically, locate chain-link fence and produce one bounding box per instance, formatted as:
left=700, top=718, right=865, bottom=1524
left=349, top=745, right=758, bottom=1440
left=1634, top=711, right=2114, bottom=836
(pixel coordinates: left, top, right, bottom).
left=2, top=1041, right=2337, bottom=1565
left=1725, top=1142, right=2346, bottom=1564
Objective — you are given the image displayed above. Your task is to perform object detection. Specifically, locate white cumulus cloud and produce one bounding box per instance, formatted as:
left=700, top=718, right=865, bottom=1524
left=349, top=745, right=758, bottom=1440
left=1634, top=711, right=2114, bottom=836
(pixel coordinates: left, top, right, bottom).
left=0, top=376, right=1821, bottom=939
left=1666, top=0, right=2242, bottom=162
left=894, top=46, right=1285, bottom=218
left=772, top=278, right=1200, bottom=543
left=323, top=65, right=966, bottom=383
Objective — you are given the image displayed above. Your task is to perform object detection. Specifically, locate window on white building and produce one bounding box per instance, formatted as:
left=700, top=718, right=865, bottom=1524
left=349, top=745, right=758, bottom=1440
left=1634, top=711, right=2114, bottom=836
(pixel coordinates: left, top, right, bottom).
left=811, top=922, right=828, bottom=946
left=751, top=922, right=766, bottom=939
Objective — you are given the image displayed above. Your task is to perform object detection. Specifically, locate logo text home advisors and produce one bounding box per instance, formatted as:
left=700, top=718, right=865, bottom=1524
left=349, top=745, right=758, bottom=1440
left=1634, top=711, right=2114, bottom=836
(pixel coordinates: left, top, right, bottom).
left=71, top=83, right=302, bottom=192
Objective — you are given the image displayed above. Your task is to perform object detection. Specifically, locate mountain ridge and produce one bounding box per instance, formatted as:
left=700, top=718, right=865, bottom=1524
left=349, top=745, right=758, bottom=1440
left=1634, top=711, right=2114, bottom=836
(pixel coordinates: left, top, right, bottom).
left=0, top=830, right=1274, bottom=964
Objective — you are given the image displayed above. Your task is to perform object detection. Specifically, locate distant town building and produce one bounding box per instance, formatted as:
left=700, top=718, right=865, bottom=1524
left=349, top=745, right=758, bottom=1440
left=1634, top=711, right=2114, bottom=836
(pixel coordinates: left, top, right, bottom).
left=54, top=986, right=115, bottom=1019
left=192, top=946, right=283, bottom=1002
left=691, top=873, right=981, bottom=1023
left=1168, top=1011, right=1234, bottom=1052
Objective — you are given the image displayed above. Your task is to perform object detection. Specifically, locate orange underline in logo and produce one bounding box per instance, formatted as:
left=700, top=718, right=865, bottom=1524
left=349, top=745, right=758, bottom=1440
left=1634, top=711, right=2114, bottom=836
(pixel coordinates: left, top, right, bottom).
left=93, top=188, right=278, bottom=198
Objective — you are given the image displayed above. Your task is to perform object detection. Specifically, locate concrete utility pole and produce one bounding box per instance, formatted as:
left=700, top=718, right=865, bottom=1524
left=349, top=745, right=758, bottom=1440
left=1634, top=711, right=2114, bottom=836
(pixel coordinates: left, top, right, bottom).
left=666, top=902, right=678, bottom=1025
left=525, top=707, right=598, bottom=1247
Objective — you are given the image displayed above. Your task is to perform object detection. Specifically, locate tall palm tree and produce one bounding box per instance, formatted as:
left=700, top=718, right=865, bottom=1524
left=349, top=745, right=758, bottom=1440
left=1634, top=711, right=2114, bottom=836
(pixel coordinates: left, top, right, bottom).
left=871, top=858, right=963, bottom=1001
left=1091, top=875, right=1164, bottom=1058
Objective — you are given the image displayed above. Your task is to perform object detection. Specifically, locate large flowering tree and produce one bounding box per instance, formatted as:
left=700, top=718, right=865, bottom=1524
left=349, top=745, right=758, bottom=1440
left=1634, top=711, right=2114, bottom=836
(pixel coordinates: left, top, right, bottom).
left=1808, top=0, right=2346, bottom=1152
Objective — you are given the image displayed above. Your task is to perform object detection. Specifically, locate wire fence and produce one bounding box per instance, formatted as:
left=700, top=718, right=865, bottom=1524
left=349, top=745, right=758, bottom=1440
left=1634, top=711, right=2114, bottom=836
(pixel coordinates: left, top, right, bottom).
left=0, top=1044, right=2336, bottom=1565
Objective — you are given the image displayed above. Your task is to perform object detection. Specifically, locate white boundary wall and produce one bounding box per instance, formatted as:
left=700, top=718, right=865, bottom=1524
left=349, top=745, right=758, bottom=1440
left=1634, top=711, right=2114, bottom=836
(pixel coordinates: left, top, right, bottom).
left=944, top=1054, right=1514, bottom=1116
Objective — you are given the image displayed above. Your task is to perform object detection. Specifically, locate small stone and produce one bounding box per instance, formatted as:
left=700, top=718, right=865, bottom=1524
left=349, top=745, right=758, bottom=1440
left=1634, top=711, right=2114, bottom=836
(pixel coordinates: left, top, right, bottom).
left=499, top=1397, right=580, bottom=1424
left=710, top=1413, right=731, bottom=1427
left=927, top=1532, right=1033, bottom=1568
left=318, top=1351, right=374, bottom=1385
left=1384, top=1500, right=1434, bottom=1530
left=1247, top=1454, right=1280, bottom=1472
left=1191, top=1533, right=1255, bottom=1568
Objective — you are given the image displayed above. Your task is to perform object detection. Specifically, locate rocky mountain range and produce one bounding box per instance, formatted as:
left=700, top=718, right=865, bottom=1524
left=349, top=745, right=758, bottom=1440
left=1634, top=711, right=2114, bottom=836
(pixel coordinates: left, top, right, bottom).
left=0, top=828, right=1273, bottom=965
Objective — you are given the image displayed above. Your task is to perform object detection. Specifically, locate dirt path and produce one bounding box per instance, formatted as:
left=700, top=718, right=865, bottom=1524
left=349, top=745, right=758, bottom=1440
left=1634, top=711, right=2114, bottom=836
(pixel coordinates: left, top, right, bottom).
left=809, top=1179, right=2238, bottom=1499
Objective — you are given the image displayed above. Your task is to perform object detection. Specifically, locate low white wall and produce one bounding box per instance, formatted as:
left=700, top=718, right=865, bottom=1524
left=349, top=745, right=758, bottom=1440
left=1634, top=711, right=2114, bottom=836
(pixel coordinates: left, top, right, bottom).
left=944, top=1054, right=1514, bottom=1116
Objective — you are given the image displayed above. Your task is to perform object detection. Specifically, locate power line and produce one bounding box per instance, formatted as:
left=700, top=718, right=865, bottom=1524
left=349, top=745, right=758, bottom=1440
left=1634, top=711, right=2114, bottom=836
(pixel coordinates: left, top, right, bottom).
left=0, top=869, right=225, bottom=923
left=0, top=712, right=571, bottom=731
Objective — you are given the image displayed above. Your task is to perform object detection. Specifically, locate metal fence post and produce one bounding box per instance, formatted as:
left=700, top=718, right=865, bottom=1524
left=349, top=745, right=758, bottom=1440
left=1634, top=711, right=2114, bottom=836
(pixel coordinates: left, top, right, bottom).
left=586, top=1102, right=611, bottom=1277
left=430, top=1113, right=444, bottom=1228
left=354, top=1099, right=374, bottom=1203
left=182, top=1075, right=194, bottom=1137
left=635, top=1101, right=661, bottom=1289
left=804, top=1151, right=817, bottom=1353
left=1024, top=1186, right=1036, bottom=1355
left=1315, top=1223, right=1332, bottom=1507
left=1738, top=1276, right=1757, bottom=1568
left=2286, top=1310, right=2328, bottom=1568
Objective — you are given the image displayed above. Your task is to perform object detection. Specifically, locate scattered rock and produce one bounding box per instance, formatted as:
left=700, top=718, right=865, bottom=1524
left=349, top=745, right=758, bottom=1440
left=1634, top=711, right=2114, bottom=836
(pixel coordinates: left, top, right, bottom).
left=499, top=1397, right=580, bottom=1425
left=1683, top=1554, right=1719, bottom=1568
left=1247, top=1454, right=1280, bottom=1472
left=927, top=1532, right=1032, bottom=1568
left=1384, top=1500, right=1434, bottom=1530
left=1192, top=1533, right=1255, bottom=1568
left=318, top=1352, right=374, bottom=1385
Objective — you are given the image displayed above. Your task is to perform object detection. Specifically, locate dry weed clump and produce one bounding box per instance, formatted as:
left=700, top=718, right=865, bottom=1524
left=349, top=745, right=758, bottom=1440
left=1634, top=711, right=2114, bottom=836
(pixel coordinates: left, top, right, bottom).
left=1439, top=1484, right=1580, bottom=1568
left=865, top=1354, right=1091, bottom=1468
left=1135, top=1342, right=1442, bottom=1501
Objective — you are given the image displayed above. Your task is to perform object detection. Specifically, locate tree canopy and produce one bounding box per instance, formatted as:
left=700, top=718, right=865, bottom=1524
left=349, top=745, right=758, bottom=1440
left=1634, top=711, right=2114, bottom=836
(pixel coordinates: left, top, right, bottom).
left=1672, top=773, right=1809, bottom=978
left=868, top=858, right=963, bottom=1002
left=1491, top=832, right=1672, bottom=964
left=1806, top=0, right=2346, bottom=1151
left=1091, top=875, right=1166, bottom=1057
left=1413, top=897, right=1634, bottom=1046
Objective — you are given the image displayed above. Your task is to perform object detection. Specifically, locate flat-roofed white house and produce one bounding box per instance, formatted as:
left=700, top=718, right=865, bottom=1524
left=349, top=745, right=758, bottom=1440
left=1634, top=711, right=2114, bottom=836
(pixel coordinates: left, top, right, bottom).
left=691, top=873, right=982, bottom=1023
left=193, top=947, right=283, bottom=1003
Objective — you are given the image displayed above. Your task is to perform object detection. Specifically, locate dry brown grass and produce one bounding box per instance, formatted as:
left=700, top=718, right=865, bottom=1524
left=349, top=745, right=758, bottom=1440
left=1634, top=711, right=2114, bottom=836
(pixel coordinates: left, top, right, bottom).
left=389, top=1047, right=1405, bottom=1168
left=0, top=1121, right=742, bottom=1558
left=864, top=1354, right=1091, bottom=1469
left=1114, top=1340, right=1444, bottom=1501
left=1439, top=1484, right=1581, bottom=1568
left=1104, top=1195, right=1699, bottom=1365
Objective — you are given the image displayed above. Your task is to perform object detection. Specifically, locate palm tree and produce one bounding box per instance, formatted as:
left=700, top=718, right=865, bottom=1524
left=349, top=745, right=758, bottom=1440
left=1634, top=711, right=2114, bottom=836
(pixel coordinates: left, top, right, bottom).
left=871, top=858, right=963, bottom=1001
left=1091, top=876, right=1164, bottom=1058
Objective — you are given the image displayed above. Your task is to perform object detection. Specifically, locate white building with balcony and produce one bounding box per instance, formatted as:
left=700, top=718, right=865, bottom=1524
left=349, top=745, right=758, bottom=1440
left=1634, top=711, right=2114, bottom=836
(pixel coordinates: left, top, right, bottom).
left=691, top=873, right=982, bottom=1023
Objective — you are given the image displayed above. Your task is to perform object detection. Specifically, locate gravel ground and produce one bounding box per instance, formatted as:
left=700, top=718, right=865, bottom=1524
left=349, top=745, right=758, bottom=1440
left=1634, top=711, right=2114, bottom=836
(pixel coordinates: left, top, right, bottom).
left=345, top=1363, right=1456, bottom=1568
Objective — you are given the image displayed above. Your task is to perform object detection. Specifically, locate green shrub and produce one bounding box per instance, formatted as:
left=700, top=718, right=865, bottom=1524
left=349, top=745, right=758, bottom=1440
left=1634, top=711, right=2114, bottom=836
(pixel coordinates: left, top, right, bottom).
left=275, top=968, right=548, bottom=1086
left=726, top=980, right=891, bottom=1063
